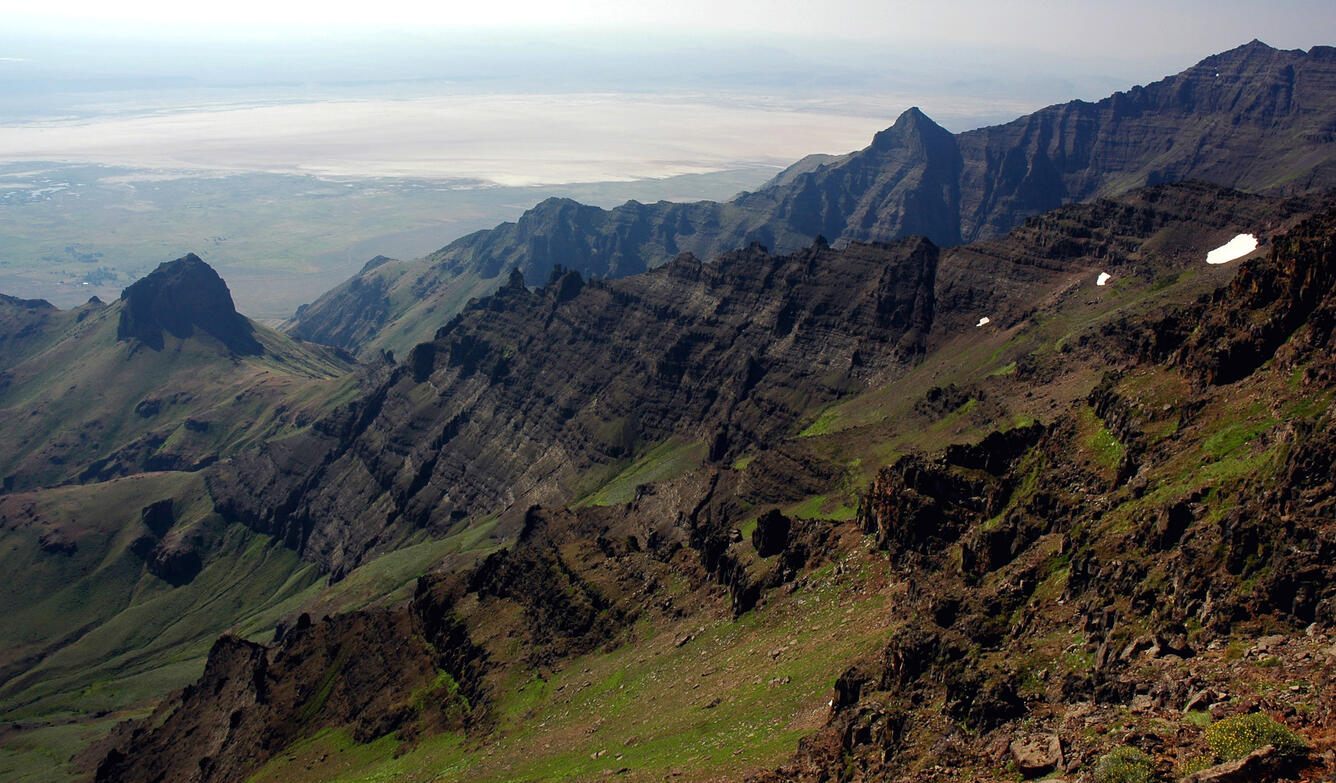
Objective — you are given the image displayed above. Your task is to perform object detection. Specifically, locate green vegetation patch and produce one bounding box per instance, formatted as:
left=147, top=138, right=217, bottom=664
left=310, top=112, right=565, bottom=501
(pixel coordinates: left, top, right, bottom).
left=1205, top=712, right=1307, bottom=762
left=1093, top=746, right=1153, bottom=783
left=1202, top=403, right=1277, bottom=459
left=575, top=438, right=707, bottom=507
left=1079, top=406, right=1126, bottom=472
left=799, top=407, right=841, bottom=438
left=785, top=494, right=857, bottom=521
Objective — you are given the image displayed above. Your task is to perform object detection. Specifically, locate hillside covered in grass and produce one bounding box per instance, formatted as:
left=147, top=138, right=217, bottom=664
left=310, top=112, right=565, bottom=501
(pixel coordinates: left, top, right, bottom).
left=74, top=185, right=1336, bottom=783
left=6, top=41, right=1336, bottom=783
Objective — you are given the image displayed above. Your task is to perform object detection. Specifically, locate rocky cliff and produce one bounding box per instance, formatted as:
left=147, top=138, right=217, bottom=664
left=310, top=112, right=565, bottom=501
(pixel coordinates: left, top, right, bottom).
left=211, top=237, right=941, bottom=577
left=118, top=253, right=261, bottom=356
left=215, top=182, right=1332, bottom=579
left=758, top=201, right=1336, bottom=783
left=289, top=41, right=1336, bottom=357
left=99, top=192, right=1336, bottom=783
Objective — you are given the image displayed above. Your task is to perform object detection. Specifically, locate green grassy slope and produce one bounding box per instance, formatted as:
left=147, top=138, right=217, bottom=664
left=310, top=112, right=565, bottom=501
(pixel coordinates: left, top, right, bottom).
left=0, top=473, right=319, bottom=781
left=0, top=298, right=356, bottom=490
left=221, top=224, right=1248, bottom=783
left=0, top=471, right=509, bottom=783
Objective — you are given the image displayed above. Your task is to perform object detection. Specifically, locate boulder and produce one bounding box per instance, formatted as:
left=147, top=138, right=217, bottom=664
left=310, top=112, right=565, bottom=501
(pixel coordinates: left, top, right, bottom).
left=1010, top=735, right=1063, bottom=778
left=752, top=509, right=791, bottom=557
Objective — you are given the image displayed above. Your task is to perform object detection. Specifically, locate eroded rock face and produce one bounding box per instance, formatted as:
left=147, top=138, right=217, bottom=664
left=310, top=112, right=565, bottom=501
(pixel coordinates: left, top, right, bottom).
left=752, top=509, right=791, bottom=558
left=219, top=182, right=1335, bottom=580
left=139, top=499, right=175, bottom=537
left=753, top=204, right=1336, bottom=783
left=291, top=42, right=1336, bottom=356
left=95, top=584, right=488, bottom=783
left=211, top=237, right=941, bottom=575
left=117, top=254, right=261, bottom=355
left=144, top=541, right=202, bottom=586
left=96, top=191, right=1336, bottom=783
left=93, top=505, right=656, bottom=783
left=1176, top=207, right=1336, bottom=384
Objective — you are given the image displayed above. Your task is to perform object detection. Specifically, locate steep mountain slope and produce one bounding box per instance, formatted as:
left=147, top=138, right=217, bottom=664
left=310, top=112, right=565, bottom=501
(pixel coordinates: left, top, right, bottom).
left=0, top=468, right=505, bottom=783
left=289, top=41, right=1336, bottom=357
left=211, top=236, right=941, bottom=577
left=0, top=256, right=372, bottom=782
left=0, top=255, right=356, bottom=491
left=760, top=195, right=1336, bottom=783
left=95, top=192, right=1336, bottom=783
left=8, top=42, right=1336, bottom=779
left=0, top=473, right=321, bottom=725
left=219, top=183, right=1332, bottom=579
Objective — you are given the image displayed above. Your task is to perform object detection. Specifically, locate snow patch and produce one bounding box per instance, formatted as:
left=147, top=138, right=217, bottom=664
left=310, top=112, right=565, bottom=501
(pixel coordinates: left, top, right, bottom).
left=976, top=317, right=990, bottom=327
left=1206, top=233, right=1258, bottom=265
left=1096, top=272, right=1111, bottom=286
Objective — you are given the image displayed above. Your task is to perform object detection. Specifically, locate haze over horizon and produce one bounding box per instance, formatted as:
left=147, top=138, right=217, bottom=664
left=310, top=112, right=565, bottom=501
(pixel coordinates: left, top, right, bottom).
left=4, top=1, right=1333, bottom=178
left=4, top=0, right=1332, bottom=63
left=1, top=1, right=1333, bottom=316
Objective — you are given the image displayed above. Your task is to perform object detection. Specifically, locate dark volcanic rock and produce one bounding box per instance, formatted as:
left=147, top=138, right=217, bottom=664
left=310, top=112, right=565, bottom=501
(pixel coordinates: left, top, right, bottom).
left=117, top=253, right=261, bottom=355
left=96, top=581, right=489, bottom=783
left=37, top=528, right=77, bottom=555
left=145, top=541, right=202, bottom=586
left=211, top=237, right=940, bottom=574
left=1178, top=206, right=1336, bottom=383
left=139, top=499, right=175, bottom=537
left=291, top=42, right=1336, bottom=355
left=219, top=182, right=1332, bottom=577
left=101, top=189, right=1336, bottom=783
left=756, top=203, right=1336, bottom=782
left=752, top=509, right=792, bottom=557
left=468, top=537, right=627, bottom=663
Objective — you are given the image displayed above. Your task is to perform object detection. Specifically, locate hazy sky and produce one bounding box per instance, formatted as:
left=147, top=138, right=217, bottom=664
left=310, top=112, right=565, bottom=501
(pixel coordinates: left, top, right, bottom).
left=3, top=0, right=1332, bottom=64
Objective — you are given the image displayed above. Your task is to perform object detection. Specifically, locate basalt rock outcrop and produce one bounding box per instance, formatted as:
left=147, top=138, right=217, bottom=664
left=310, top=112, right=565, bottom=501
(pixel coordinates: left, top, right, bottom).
left=290, top=41, right=1336, bottom=356
left=212, top=236, right=939, bottom=575
left=213, top=182, right=1334, bottom=578
left=118, top=253, right=261, bottom=356
left=94, top=582, right=488, bottom=783
left=94, top=189, right=1336, bottom=783
left=753, top=203, right=1336, bottom=783
left=93, top=503, right=679, bottom=783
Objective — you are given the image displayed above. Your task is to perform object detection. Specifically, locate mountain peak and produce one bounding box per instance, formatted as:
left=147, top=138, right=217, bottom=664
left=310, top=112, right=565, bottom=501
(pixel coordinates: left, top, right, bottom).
left=359, top=255, right=394, bottom=274
left=117, top=253, right=261, bottom=355
left=870, top=107, right=951, bottom=151
left=1193, top=38, right=1293, bottom=70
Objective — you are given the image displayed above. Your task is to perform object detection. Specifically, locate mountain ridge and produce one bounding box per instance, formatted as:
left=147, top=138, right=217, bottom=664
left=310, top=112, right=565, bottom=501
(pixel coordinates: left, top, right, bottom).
left=0, top=255, right=356, bottom=492
left=210, top=182, right=1331, bottom=580
left=93, top=191, right=1336, bottom=783
left=288, top=40, right=1336, bottom=358
left=5, top=40, right=1336, bottom=783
